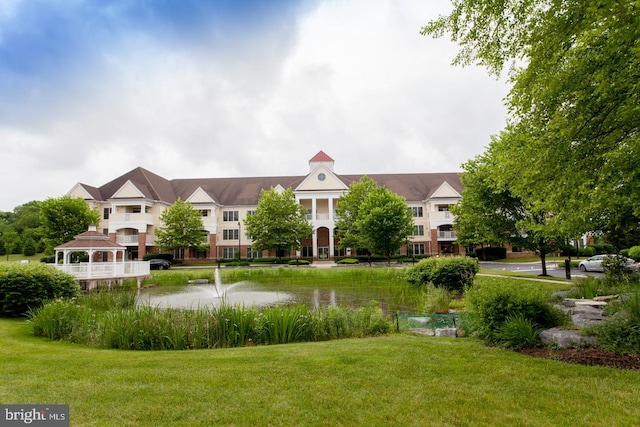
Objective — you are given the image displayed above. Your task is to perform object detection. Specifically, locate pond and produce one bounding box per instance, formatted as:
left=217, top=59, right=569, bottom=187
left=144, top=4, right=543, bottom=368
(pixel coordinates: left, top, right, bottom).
left=136, top=268, right=424, bottom=314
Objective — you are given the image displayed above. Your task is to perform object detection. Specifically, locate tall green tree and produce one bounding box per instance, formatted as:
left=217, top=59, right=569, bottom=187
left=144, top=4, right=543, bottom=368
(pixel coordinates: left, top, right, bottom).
left=40, top=196, right=101, bottom=252
left=12, top=201, right=44, bottom=255
left=454, top=139, right=572, bottom=274
left=335, top=176, right=379, bottom=251
left=423, top=0, right=640, bottom=242
left=154, top=199, right=208, bottom=258
left=244, top=188, right=312, bottom=259
left=1, top=229, right=19, bottom=261
left=356, top=186, right=415, bottom=264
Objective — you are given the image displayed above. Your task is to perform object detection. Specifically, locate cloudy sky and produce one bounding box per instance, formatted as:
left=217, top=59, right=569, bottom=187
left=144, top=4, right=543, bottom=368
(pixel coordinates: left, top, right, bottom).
left=0, top=0, right=509, bottom=211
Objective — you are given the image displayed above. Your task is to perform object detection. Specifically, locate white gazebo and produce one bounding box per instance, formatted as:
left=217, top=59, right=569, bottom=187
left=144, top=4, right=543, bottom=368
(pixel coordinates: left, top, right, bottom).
left=54, top=225, right=150, bottom=290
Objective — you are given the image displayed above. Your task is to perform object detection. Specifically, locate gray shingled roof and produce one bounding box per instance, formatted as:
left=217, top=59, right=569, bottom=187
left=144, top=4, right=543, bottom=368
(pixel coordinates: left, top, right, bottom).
left=81, top=167, right=462, bottom=205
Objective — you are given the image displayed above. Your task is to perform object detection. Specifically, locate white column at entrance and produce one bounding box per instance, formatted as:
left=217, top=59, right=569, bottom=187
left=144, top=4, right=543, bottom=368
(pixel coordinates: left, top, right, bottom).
left=329, top=227, right=335, bottom=259
left=328, top=198, right=334, bottom=220
left=312, top=228, right=318, bottom=260
left=311, top=198, right=316, bottom=221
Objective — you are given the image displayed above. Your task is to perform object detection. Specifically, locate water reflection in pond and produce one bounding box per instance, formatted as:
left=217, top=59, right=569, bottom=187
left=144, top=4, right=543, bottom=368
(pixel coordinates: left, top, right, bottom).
left=137, top=270, right=422, bottom=314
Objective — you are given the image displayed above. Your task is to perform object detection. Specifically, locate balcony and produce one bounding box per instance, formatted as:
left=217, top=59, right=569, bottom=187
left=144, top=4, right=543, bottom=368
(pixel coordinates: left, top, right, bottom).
left=108, top=212, right=154, bottom=225
left=430, top=211, right=453, bottom=221
left=306, top=211, right=332, bottom=221
left=438, top=230, right=457, bottom=240
left=116, top=234, right=156, bottom=246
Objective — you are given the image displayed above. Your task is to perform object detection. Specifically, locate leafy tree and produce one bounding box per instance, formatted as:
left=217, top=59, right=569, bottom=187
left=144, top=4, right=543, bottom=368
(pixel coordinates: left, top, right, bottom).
left=1, top=229, right=19, bottom=261
left=39, top=196, right=100, bottom=253
left=335, top=176, right=379, bottom=251
left=423, top=1, right=640, bottom=244
left=12, top=201, right=44, bottom=256
left=453, top=147, right=563, bottom=275
left=356, top=186, right=415, bottom=264
left=154, top=198, right=208, bottom=258
left=244, top=188, right=313, bottom=259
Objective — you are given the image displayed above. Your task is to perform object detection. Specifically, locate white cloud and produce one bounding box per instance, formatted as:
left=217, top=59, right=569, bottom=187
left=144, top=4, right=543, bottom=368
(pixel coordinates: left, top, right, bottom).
left=0, top=0, right=509, bottom=211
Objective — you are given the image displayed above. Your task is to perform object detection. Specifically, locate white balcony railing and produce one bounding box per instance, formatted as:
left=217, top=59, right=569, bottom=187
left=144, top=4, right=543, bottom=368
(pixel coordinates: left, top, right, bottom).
left=438, top=231, right=457, bottom=239
left=55, top=261, right=150, bottom=279
left=116, top=235, right=156, bottom=246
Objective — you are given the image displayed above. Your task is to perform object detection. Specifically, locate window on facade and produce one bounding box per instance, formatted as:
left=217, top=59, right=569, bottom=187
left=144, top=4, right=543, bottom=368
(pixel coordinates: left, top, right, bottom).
left=410, top=207, right=423, bottom=217
left=103, top=208, right=110, bottom=220
left=222, top=248, right=237, bottom=259
left=195, top=249, right=207, bottom=259
left=440, top=243, right=454, bottom=254
left=438, top=205, right=450, bottom=211
left=247, top=247, right=263, bottom=259
left=102, top=229, right=108, bottom=235
left=247, top=210, right=255, bottom=216
left=413, top=225, right=424, bottom=236
left=223, top=229, right=239, bottom=240
left=132, top=206, right=141, bottom=213
left=223, top=211, right=239, bottom=222
left=410, top=244, right=425, bottom=255
left=200, top=210, right=209, bottom=217
left=512, top=246, right=523, bottom=252
left=302, top=246, right=313, bottom=258
left=334, top=248, right=345, bottom=257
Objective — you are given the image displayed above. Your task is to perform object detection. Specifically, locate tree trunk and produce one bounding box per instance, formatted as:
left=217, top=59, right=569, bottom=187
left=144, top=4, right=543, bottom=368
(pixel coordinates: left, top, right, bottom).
left=539, top=238, right=548, bottom=276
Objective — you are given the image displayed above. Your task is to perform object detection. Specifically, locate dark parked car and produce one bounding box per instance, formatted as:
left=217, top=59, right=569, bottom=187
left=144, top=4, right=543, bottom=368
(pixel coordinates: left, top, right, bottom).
left=149, top=259, right=171, bottom=270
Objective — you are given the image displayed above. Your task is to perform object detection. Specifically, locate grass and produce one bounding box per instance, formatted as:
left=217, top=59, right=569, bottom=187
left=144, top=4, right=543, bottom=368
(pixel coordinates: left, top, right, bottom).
left=2, top=319, right=640, bottom=426
left=0, top=253, right=45, bottom=264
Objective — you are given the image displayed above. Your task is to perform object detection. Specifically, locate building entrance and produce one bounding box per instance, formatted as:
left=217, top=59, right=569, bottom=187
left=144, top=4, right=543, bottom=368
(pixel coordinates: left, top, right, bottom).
left=318, top=247, right=329, bottom=260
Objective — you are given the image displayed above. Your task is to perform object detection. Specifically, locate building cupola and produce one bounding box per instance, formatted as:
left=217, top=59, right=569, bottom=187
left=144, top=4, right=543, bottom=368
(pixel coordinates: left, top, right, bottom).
left=309, top=150, right=335, bottom=173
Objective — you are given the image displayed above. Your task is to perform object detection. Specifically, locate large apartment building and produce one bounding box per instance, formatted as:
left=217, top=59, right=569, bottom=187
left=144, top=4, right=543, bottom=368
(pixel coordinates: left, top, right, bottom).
left=67, top=151, right=464, bottom=261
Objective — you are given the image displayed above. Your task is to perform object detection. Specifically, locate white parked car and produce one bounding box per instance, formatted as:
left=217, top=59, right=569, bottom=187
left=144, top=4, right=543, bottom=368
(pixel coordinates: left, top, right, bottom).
left=578, top=255, right=637, bottom=272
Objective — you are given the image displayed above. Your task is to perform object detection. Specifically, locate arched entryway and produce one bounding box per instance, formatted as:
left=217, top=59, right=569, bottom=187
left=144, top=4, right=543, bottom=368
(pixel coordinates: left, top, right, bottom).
left=316, top=227, right=330, bottom=260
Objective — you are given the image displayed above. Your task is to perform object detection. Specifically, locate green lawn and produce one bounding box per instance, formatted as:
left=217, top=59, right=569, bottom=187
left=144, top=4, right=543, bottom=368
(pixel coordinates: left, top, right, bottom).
left=0, top=253, right=45, bottom=264
left=1, top=319, right=639, bottom=426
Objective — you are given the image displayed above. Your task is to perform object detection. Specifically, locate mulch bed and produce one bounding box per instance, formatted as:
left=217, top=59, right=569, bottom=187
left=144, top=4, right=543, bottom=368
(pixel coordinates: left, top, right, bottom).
left=517, top=347, right=640, bottom=370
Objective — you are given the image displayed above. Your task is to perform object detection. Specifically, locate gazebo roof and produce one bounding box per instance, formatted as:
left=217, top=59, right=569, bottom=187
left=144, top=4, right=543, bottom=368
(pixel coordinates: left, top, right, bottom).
left=55, top=226, right=126, bottom=251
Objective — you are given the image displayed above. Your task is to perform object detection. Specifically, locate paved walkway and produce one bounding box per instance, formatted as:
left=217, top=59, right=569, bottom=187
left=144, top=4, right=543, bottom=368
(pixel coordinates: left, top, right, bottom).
left=311, top=260, right=337, bottom=268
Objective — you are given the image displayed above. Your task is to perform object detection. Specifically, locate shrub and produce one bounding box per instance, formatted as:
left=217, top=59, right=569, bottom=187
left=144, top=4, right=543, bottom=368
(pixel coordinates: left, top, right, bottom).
left=40, top=255, right=56, bottom=263
left=336, top=258, right=359, bottom=264
left=465, top=279, right=565, bottom=345
left=592, top=244, right=614, bottom=255
left=578, top=246, right=596, bottom=257
left=406, top=256, right=479, bottom=293
left=592, top=293, right=640, bottom=355
left=287, top=259, right=310, bottom=265
left=496, top=313, right=542, bottom=350
left=0, top=263, right=80, bottom=317
left=601, top=255, right=637, bottom=287
left=628, top=246, right=640, bottom=262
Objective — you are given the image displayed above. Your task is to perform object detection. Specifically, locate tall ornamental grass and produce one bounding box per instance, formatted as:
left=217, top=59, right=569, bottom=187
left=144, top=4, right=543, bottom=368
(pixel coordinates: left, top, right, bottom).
left=29, top=292, right=394, bottom=351
left=219, top=266, right=408, bottom=288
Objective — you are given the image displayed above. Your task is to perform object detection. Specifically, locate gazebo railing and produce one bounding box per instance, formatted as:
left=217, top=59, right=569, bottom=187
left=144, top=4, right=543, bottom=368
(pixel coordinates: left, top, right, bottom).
left=55, top=261, right=150, bottom=279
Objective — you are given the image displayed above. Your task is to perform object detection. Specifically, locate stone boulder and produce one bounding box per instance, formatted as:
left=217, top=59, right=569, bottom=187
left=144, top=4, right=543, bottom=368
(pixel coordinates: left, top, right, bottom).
left=539, top=328, right=598, bottom=349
